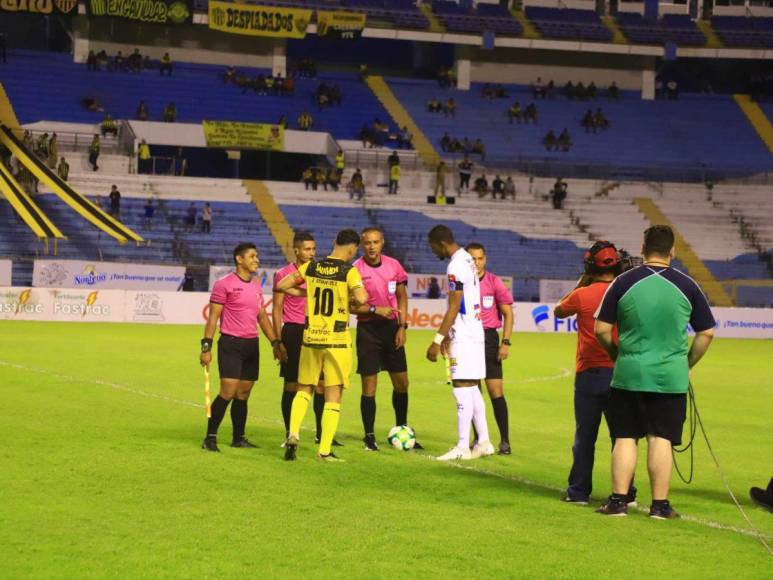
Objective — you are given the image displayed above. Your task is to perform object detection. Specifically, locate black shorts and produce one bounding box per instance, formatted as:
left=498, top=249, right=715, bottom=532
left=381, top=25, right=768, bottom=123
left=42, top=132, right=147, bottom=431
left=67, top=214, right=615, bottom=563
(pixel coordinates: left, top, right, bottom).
left=484, top=328, right=503, bottom=380
left=356, top=319, right=408, bottom=376
left=280, top=323, right=304, bottom=384
left=606, top=388, right=687, bottom=445
left=217, top=334, right=259, bottom=382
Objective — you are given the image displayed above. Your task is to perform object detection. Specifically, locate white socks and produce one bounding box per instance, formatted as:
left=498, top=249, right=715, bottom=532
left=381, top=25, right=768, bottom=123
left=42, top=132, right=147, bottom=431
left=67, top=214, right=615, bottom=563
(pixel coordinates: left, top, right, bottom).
left=471, top=387, right=490, bottom=444
left=453, top=386, right=475, bottom=449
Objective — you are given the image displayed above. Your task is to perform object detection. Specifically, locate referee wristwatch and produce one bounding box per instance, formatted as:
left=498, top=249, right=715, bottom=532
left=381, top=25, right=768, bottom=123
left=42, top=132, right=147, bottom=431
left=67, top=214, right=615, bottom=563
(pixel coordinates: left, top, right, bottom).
left=201, top=338, right=213, bottom=353
left=368, top=305, right=377, bottom=314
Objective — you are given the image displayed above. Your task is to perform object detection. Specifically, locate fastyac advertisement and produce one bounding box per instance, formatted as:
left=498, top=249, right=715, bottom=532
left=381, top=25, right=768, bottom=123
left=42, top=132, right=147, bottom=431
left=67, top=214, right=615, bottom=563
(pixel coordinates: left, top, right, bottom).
left=0, top=259, right=11, bottom=286
left=33, top=260, right=185, bottom=291
left=2, top=288, right=772, bottom=339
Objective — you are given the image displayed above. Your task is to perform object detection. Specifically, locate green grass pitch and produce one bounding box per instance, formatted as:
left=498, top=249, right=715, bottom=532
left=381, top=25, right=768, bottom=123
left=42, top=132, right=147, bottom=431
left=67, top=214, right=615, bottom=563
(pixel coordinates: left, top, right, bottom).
left=1, top=321, right=771, bottom=577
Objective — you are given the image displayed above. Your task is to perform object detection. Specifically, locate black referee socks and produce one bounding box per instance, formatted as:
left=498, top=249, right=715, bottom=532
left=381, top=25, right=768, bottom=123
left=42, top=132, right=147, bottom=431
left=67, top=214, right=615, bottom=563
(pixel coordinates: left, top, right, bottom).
left=206, top=396, right=230, bottom=438
left=314, top=393, right=325, bottom=439
left=361, top=395, right=376, bottom=435
left=392, top=391, right=408, bottom=426
left=231, top=399, right=248, bottom=441
left=281, top=390, right=295, bottom=432
left=491, top=396, right=510, bottom=444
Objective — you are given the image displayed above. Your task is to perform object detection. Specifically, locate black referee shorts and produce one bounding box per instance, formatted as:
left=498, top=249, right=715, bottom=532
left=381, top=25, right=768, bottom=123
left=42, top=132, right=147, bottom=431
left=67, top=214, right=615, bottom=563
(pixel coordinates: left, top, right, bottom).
left=217, top=334, right=259, bottom=382
left=606, top=388, right=687, bottom=445
left=484, top=328, right=503, bottom=380
left=280, top=323, right=304, bottom=384
left=356, top=319, right=408, bottom=376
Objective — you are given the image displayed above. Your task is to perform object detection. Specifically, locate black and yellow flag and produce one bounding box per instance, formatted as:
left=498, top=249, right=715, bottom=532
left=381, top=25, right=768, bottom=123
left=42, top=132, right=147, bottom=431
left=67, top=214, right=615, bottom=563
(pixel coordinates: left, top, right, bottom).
left=0, top=160, right=64, bottom=240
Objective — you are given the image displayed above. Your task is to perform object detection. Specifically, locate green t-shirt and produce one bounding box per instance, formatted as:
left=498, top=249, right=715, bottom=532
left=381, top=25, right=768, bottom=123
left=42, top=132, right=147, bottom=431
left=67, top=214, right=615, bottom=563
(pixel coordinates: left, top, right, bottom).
left=596, top=265, right=715, bottom=394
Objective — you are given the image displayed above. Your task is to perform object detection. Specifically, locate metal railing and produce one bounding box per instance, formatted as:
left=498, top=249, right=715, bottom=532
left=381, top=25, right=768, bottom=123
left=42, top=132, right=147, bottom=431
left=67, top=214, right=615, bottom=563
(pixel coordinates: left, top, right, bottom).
left=24, top=128, right=128, bottom=156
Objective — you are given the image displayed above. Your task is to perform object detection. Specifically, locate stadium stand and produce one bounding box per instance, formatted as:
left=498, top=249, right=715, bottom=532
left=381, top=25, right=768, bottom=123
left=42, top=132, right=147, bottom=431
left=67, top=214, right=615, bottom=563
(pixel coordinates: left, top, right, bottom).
left=430, top=1, right=523, bottom=36
left=524, top=7, right=612, bottom=42
left=615, top=13, right=706, bottom=47
left=711, top=16, right=773, bottom=48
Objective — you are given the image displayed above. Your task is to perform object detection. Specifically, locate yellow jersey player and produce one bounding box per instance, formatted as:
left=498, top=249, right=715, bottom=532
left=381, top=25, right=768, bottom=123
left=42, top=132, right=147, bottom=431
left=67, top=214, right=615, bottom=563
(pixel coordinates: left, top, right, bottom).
left=276, top=229, right=368, bottom=461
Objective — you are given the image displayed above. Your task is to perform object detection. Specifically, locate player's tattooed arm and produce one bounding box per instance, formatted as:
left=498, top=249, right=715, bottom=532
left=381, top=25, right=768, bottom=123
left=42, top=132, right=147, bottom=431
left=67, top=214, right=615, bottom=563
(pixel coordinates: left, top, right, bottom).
left=275, top=271, right=303, bottom=292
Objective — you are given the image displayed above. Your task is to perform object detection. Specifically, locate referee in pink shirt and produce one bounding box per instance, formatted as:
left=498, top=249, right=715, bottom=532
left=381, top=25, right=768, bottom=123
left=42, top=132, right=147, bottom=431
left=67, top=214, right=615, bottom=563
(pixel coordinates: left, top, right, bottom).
left=353, top=227, right=422, bottom=451
left=199, top=242, right=282, bottom=452
left=466, top=243, right=514, bottom=455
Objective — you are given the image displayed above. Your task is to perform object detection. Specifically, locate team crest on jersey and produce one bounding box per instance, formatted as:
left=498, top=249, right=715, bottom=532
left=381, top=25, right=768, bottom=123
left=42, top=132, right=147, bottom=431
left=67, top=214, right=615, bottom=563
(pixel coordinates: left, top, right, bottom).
left=448, top=274, right=456, bottom=291
left=482, top=296, right=494, bottom=309
left=388, top=280, right=397, bottom=295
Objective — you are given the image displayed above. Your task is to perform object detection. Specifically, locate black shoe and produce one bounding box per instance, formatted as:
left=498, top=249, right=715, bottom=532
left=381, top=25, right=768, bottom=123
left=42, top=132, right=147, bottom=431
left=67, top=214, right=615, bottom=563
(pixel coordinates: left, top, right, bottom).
left=315, top=436, right=344, bottom=447
left=596, top=496, right=628, bottom=516
left=649, top=501, right=680, bottom=520
left=564, top=494, right=590, bottom=506
left=284, top=435, right=298, bottom=461
left=412, top=440, right=424, bottom=450
left=317, top=452, right=344, bottom=463
left=231, top=438, right=258, bottom=448
left=625, top=491, right=638, bottom=508
left=497, top=441, right=512, bottom=456
left=363, top=433, right=380, bottom=452
left=201, top=437, right=220, bottom=452
left=750, top=486, right=773, bottom=512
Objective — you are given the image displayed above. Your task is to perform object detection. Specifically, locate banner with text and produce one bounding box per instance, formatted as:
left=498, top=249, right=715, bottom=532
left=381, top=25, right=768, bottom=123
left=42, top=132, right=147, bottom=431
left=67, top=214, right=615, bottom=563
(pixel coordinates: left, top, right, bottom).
left=0, top=260, right=12, bottom=286
left=202, top=121, right=285, bottom=151
left=317, top=10, right=366, bottom=39
left=208, top=1, right=311, bottom=38
left=87, top=0, right=192, bottom=23
left=407, top=273, right=513, bottom=299
left=208, top=265, right=278, bottom=291
left=33, top=260, right=185, bottom=291
left=539, top=279, right=577, bottom=303
left=2, top=288, right=771, bottom=339
left=1, top=0, right=77, bottom=14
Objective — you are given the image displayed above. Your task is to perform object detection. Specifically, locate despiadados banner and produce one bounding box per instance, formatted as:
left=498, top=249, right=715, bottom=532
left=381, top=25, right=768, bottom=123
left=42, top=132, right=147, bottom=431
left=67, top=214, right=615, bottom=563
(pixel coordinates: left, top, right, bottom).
left=33, top=260, right=185, bottom=291
left=2, top=288, right=771, bottom=339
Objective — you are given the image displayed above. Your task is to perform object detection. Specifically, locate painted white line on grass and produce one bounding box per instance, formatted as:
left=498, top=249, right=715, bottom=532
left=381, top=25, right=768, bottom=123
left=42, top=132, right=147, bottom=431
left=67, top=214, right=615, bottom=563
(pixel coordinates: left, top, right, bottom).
left=428, top=367, right=572, bottom=386
left=3, top=359, right=770, bottom=543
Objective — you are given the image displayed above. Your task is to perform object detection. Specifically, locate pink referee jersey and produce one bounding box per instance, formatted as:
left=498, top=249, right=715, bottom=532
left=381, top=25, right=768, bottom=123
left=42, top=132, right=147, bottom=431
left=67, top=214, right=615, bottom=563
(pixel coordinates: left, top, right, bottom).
left=479, top=271, right=514, bottom=330
left=274, top=263, right=306, bottom=325
left=209, top=272, right=263, bottom=339
left=353, top=254, right=408, bottom=322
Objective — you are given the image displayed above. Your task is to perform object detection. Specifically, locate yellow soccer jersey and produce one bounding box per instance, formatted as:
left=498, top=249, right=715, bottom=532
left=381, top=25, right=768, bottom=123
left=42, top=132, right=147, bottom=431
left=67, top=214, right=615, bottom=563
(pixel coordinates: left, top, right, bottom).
left=298, top=257, right=363, bottom=348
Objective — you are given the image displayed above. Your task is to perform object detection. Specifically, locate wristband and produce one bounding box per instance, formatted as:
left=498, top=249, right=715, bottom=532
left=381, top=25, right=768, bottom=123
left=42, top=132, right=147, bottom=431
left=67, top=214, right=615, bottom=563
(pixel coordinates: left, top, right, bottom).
left=201, top=338, right=213, bottom=353
left=432, top=333, right=445, bottom=346
left=502, top=338, right=511, bottom=346
left=368, top=305, right=376, bottom=314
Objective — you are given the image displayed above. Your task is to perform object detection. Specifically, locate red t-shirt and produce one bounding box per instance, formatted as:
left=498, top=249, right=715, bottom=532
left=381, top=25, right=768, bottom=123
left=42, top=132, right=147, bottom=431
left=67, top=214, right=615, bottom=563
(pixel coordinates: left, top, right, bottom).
left=560, top=281, right=616, bottom=373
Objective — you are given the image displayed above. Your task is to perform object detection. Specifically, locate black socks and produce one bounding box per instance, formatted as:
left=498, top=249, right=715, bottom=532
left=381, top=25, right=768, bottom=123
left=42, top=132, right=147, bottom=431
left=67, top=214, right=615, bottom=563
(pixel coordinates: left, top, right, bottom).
left=281, top=390, right=295, bottom=433
left=392, top=391, right=408, bottom=426
left=230, top=399, right=247, bottom=441
left=314, top=392, right=325, bottom=439
left=491, top=396, right=509, bottom=443
left=206, top=395, right=230, bottom=438
left=361, top=395, right=376, bottom=435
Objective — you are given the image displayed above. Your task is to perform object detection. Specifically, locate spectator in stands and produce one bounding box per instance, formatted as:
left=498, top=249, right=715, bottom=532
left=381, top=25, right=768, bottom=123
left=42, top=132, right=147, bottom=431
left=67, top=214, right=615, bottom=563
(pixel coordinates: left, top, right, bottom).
left=87, top=50, right=99, bottom=71
left=495, top=84, right=508, bottom=99
left=164, top=102, right=177, bottom=123
left=398, top=126, right=413, bottom=149
left=564, top=81, right=576, bottom=100
left=297, top=111, right=313, bottom=131
left=582, top=109, right=596, bottom=133
left=349, top=168, right=365, bottom=200
left=543, top=129, right=558, bottom=152
left=47, top=133, right=57, bottom=169
left=143, top=55, right=152, bottom=70
left=160, top=52, right=173, bottom=76
left=22, top=130, right=33, bottom=150
left=524, top=103, right=538, bottom=124
left=202, top=202, right=212, bottom=233
left=360, top=123, right=374, bottom=148
left=434, top=161, right=447, bottom=198
left=82, top=96, right=104, bottom=113
left=462, top=137, right=472, bottom=154
left=224, top=66, right=236, bottom=84
left=458, top=155, right=473, bottom=194
left=129, top=49, right=142, bottom=73
left=558, top=128, right=572, bottom=152
left=112, top=51, right=126, bottom=72
left=96, top=50, right=109, bottom=68
left=427, top=97, right=441, bottom=113
left=606, top=81, right=619, bottom=100
left=667, top=79, right=679, bottom=100
left=302, top=167, right=316, bottom=190
left=474, top=174, right=489, bottom=198
left=481, top=83, right=494, bottom=99
left=315, top=167, right=326, bottom=191
left=389, top=162, right=400, bottom=195
left=109, top=185, right=121, bottom=218
left=137, top=101, right=149, bottom=121
left=282, top=76, right=295, bottom=97
left=101, top=114, right=118, bottom=137
left=575, top=82, right=587, bottom=101
left=89, top=134, right=100, bottom=171
left=137, top=139, right=151, bottom=174
left=472, top=138, right=486, bottom=161
left=593, top=108, right=609, bottom=131
left=450, top=137, right=462, bottom=153
left=440, top=132, right=452, bottom=152
left=185, top=202, right=197, bottom=232
left=57, top=157, right=69, bottom=181
left=326, top=168, right=340, bottom=191
left=36, top=133, right=49, bottom=158
left=388, top=150, right=400, bottom=168
left=444, top=97, right=456, bottom=118
left=503, top=176, right=516, bottom=200
left=551, top=178, right=567, bottom=209
left=317, top=89, right=330, bottom=111
left=492, top=175, right=505, bottom=199
left=427, top=277, right=441, bottom=299
left=336, top=148, right=345, bottom=176
left=532, top=77, right=546, bottom=100
left=143, top=199, right=155, bottom=229
left=587, top=82, right=597, bottom=100
left=508, top=101, right=522, bottom=124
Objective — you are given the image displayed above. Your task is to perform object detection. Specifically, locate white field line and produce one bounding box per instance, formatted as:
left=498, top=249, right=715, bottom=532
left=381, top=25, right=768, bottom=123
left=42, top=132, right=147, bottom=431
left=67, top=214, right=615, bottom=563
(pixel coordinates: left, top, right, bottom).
left=1, top=359, right=770, bottom=543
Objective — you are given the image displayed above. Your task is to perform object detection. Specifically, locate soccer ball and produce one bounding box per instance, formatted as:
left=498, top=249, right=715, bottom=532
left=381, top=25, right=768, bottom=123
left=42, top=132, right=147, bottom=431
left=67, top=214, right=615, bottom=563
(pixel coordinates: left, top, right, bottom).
left=387, top=425, right=416, bottom=451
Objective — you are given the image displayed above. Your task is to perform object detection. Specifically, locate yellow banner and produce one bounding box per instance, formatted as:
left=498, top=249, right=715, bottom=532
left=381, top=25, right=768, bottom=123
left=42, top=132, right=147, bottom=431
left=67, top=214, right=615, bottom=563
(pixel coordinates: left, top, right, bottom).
left=208, top=1, right=311, bottom=38
left=0, top=0, right=77, bottom=15
left=203, top=121, right=285, bottom=151
left=317, top=10, right=366, bottom=38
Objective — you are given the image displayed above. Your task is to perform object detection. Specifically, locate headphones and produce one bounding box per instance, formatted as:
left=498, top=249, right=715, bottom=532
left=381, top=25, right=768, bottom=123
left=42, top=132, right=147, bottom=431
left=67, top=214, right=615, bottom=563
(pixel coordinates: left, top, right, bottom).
left=583, top=240, right=621, bottom=275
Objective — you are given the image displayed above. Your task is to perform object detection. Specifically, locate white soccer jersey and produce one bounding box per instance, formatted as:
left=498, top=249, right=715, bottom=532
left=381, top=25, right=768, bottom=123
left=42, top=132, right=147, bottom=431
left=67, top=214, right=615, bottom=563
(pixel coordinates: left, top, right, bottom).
left=447, top=248, right=484, bottom=343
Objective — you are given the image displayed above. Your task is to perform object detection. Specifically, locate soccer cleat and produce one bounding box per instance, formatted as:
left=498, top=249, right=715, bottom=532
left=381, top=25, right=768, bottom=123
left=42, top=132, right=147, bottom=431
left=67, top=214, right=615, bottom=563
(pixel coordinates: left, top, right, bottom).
left=284, top=434, right=299, bottom=461
left=750, top=486, right=773, bottom=512
left=231, top=438, right=258, bottom=448
left=470, top=440, right=496, bottom=459
left=649, top=501, right=680, bottom=520
left=363, top=434, right=380, bottom=452
left=497, top=441, right=512, bottom=456
left=563, top=495, right=590, bottom=506
left=595, top=496, right=628, bottom=516
left=625, top=491, right=638, bottom=508
left=436, top=446, right=472, bottom=461
left=201, top=437, right=220, bottom=452
left=315, top=436, right=344, bottom=447
left=317, top=452, right=345, bottom=463
left=412, top=440, right=425, bottom=450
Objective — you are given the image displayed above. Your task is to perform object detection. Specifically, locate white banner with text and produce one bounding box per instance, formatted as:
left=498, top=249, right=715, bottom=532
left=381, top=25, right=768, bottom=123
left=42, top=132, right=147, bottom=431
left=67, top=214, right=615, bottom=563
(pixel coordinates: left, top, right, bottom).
left=33, top=260, right=185, bottom=291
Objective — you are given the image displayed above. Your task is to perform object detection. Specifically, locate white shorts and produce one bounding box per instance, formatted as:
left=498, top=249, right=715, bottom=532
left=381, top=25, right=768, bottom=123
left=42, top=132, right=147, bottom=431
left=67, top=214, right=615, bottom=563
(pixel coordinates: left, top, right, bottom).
left=448, top=338, right=485, bottom=381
